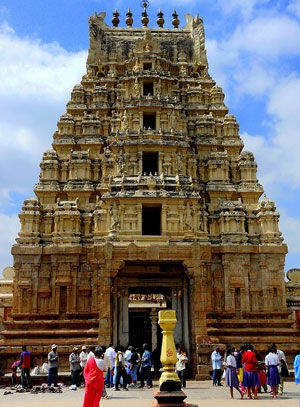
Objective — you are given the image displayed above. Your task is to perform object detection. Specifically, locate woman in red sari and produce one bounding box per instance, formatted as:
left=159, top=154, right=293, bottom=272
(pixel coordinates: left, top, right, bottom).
left=83, top=347, right=106, bottom=407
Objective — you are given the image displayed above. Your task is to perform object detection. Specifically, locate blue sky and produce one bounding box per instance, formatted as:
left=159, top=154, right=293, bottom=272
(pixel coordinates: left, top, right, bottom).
left=0, top=0, right=300, bottom=274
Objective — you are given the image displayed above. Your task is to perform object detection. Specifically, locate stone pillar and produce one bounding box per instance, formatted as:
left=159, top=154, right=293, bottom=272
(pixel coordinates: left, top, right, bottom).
left=182, top=282, right=190, bottom=355
left=112, top=294, right=118, bottom=345
left=32, top=265, right=39, bottom=314
left=98, top=259, right=124, bottom=345
left=171, top=289, right=182, bottom=345
left=98, top=261, right=113, bottom=344
left=118, top=288, right=129, bottom=346
left=150, top=309, right=158, bottom=351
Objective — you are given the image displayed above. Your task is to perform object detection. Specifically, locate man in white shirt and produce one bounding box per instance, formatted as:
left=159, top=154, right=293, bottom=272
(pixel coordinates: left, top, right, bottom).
left=80, top=346, right=88, bottom=369
left=211, top=347, right=223, bottom=386
left=124, top=346, right=133, bottom=368
left=105, top=344, right=116, bottom=388
left=176, top=347, right=188, bottom=388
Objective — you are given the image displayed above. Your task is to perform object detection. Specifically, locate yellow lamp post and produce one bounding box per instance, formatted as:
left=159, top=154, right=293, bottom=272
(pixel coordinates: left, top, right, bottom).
left=158, top=309, right=181, bottom=390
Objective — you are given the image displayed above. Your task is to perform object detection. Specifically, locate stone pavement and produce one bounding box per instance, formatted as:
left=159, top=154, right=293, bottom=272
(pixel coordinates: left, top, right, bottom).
left=1, top=381, right=299, bottom=407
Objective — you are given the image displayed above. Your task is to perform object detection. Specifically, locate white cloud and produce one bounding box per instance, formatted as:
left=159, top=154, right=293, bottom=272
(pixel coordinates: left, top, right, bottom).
left=207, top=13, right=300, bottom=98
left=230, top=15, right=300, bottom=56
left=0, top=22, right=87, bottom=102
left=242, top=74, right=300, bottom=193
left=217, top=0, right=270, bottom=19
left=0, top=213, right=19, bottom=272
left=0, top=21, right=86, bottom=205
left=0, top=21, right=87, bottom=270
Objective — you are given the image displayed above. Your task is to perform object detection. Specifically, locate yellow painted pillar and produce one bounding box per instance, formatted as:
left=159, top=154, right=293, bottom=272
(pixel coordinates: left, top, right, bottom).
left=158, top=309, right=181, bottom=388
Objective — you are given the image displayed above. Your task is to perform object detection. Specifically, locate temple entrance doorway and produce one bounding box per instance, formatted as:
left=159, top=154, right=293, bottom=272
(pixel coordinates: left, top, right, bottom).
left=128, top=311, right=152, bottom=350
left=112, top=261, right=190, bottom=356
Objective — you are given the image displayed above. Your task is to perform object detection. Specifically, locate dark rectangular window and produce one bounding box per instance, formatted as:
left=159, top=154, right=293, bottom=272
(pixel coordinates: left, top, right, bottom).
left=143, top=81, right=154, bottom=96
left=142, top=205, right=161, bottom=235
left=143, top=62, right=152, bottom=71
left=143, top=152, right=158, bottom=175
left=143, top=112, right=156, bottom=130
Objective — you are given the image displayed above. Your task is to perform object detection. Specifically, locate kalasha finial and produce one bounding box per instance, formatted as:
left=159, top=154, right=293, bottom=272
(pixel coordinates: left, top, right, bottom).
left=141, top=0, right=150, bottom=10
left=172, top=9, right=180, bottom=29
left=112, top=9, right=120, bottom=27
left=157, top=9, right=164, bottom=28
left=141, top=0, right=150, bottom=27
left=126, top=8, right=133, bottom=27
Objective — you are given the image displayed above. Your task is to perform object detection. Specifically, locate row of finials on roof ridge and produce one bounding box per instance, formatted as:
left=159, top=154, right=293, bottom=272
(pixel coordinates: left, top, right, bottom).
left=111, top=8, right=181, bottom=29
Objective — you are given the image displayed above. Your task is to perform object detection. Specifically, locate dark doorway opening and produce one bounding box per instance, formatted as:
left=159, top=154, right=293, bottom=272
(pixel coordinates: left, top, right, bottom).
left=129, top=311, right=152, bottom=351
left=143, top=113, right=156, bottom=130
left=143, top=152, right=159, bottom=175
left=143, top=81, right=154, bottom=96
left=142, top=205, right=161, bottom=235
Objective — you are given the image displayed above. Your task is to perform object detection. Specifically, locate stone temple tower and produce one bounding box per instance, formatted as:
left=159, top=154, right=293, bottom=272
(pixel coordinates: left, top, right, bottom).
left=1, top=9, right=297, bottom=376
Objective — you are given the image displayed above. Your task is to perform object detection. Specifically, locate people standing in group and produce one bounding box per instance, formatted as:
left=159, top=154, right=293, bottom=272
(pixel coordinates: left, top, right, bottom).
left=83, top=346, right=106, bottom=407
left=114, top=345, right=128, bottom=391
left=129, top=347, right=140, bottom=387
left=19, top=345, right=32, bottom=389
left=105, top=344, right=116, bottom=388
left=242, top=344, right=259, bottom=399
left=224, top=347, right=243, bottom=399
left=139, top=343, right=153, bottom=389
left=294, top=352, right=300, bottom=385
left=175, top=346, right=188, bottom=388
left=47, top=344, right=59, bottom=387
left=211, top=346, right=223, bottom=386
left=69, top=346, right=81, bottom=388
left=272, top=343, right=288, bottom=396
left=265, top=345, right=280, bottom=398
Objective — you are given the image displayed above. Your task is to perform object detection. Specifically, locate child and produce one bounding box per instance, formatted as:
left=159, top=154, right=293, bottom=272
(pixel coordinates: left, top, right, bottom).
left=225, top=347, right=243, bottom=399
left=257, top=361, right=268, bottom=393
left=265, top=346, right=280, bottom=399
left=11, top=360, right=20, bottom=387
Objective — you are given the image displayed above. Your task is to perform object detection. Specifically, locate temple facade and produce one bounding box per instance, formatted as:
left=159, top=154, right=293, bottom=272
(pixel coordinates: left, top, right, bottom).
left=1, top=9, right=298, bottom=376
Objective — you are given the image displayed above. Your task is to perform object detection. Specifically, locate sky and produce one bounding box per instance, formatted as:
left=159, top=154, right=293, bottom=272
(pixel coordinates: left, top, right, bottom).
left=0, top=0, right=299, bottom=274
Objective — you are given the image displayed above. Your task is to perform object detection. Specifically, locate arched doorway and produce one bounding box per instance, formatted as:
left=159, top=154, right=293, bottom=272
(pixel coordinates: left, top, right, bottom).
left=112, top=261, right=190, bottom=355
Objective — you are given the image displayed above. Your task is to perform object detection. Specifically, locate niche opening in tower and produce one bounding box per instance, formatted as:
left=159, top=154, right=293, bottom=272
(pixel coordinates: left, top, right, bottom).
left=143, top=112, right=156, bottom=130
left=143, top=62, right=152, bottom=71
left=142, top=205, right=161, bottom=236
left=143, top=152, right=158, bottom=175
left=143, top=81, right=154, bottom=96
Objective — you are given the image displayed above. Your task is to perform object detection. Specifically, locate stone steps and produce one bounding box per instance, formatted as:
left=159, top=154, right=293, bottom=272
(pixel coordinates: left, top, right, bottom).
left=1, top=328, right=98, bottom=338
left=207, top=319, right=293, bottom=328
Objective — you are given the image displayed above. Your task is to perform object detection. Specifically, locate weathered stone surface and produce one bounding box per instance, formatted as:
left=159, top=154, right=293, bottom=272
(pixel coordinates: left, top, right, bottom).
left=0, top=10, right=298, bottom=375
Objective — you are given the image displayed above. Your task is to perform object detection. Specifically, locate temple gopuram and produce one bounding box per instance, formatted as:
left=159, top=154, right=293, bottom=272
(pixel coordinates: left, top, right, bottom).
left=1, top=6, right=299, bottom=377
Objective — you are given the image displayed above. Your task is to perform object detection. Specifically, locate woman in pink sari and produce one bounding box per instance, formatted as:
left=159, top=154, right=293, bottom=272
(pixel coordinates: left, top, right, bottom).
left=83, top=347, right=106, bottom=407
